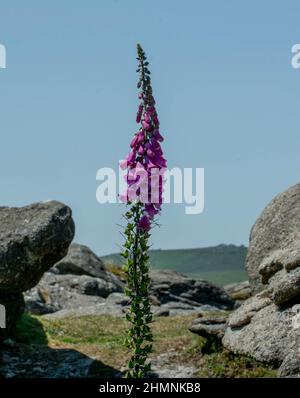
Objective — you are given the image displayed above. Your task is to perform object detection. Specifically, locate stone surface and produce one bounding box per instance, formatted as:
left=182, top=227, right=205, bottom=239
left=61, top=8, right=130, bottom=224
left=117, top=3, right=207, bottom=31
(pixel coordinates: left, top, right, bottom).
left=25, top=271, right=123, bottom=315
left=25, top=263, right=236, bottom=318
left=25, top=283, right=106, bottom=315
left=269, top=267, right=300, bottom=306
left=0, top=201, right=75, bottom=339
left=278, top=350, right=300, bottom=378
left=41, top=301, right=125, bottom=319
left=150, top=351, right=197, bottom=378
left=246, top=183, right=300, bottom=294
left=52, top=243, right=106, bottom=278
left=41, top=292, right=131, bottom=319
left=0, top=201, right=75, bottom=294
left=223, top=184, right=300, bottom=377
left=224, top=281, right=251, bottom=301
left=227, top=293, right=272, bottom=328
left=150, top=269, right=234, bottom=310
left=0, top=342, right=119, bottom=378
left=189, top=312, right=228, bottom=341
left=153, top=308, right=170, bottom=317
left=224, top=303, right=300, bottom=366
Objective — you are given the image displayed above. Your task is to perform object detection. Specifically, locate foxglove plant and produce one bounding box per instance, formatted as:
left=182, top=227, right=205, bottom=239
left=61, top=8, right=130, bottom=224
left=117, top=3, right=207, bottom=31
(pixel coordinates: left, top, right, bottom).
left=120, top=44, right=166, bottom=378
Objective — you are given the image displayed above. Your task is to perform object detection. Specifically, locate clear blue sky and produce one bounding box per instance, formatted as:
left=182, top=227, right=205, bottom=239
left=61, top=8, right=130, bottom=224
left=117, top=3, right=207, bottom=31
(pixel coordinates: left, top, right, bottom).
left=0, top=1, right=300, bottom=255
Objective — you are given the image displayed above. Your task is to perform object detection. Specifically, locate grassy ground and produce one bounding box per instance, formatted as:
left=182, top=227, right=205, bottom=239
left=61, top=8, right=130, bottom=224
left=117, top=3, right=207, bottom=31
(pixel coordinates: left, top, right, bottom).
left=188, top=270, right=248, bottom=286
left=16, top=313, right=276, bottom=378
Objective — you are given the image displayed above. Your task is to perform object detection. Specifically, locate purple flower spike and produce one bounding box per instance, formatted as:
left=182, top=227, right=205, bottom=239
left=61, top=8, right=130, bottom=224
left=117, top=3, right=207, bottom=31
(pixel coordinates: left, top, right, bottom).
left=121, top=45, right=166, bottom=222
left=138, top=215, right=151, bottom=231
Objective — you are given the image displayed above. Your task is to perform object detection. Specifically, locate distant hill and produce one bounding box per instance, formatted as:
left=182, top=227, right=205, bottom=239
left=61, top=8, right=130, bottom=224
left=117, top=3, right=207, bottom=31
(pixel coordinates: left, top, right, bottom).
left=101, top=244, right=248, bottom=286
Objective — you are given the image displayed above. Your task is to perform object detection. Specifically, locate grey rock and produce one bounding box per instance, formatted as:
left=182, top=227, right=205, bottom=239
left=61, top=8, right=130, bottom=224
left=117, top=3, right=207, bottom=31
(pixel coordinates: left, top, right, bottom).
left=223, top=302, right=300, bottom=367
left=154, top=308, right=170, bottom=317
left=26, top=259, right=236, bottom=317
left=258, top=251, right=284, bottom=284
left=52, top=243, right=106, bottom=278
left=42, top=301, right=125, bottom=319
left=46, top=273, right=122, bottom=297
left=223, top=183, right=300, bottom=377
left=150, top=269, right=234, bottom=310
left=278, top=350, right=300, bottom=378
left=227, top=293, right=272, bottom=328
left=106, top=292, right=130, bottom=306
left=150, top=352, right=197, bottom=378
left=24, top=242, right=124, bottom=315
left=149, top=294, right=161, bottom=306
left=0, top=201, right=74, bottom=339
left=224, top=281, right=251, bottom=301
left=189, top=312, right=228, bottom=340
left=25, top=271, right=123, bottom=315
left=246, top=183, right=300, bottom=294
left=155, top=301, right=221, bottom=316
left=25, top=283, right=105, bottom=315
left=0, top=201, right=75, bottom=294
left=269, top=267, right=300, bottom=306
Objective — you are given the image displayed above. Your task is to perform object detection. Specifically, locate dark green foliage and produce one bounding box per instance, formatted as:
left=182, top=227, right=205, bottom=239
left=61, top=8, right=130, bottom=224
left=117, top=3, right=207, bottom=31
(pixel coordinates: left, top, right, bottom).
left=122, top=202, right=153, bottom=378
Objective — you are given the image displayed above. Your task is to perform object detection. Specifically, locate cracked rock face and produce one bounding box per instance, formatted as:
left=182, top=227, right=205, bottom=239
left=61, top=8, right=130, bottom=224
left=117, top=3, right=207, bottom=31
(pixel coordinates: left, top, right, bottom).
left=25, top=271, right=124, bottom=315
left=24, top=243, right=124, bottom=316
left=223, top=183, right=300, bottom=377
left=224, top=302, right=300, bottom=366
left=0, top=201, right=75, bottom=339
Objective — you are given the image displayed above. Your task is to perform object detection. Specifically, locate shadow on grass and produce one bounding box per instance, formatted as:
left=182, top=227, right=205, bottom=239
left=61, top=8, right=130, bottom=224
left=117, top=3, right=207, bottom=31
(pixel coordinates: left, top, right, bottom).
left=200, top=337, right=223, bottom=355
left=16, top=313, right=48, bottom=345
left=0, top=313, right=120, bottom=378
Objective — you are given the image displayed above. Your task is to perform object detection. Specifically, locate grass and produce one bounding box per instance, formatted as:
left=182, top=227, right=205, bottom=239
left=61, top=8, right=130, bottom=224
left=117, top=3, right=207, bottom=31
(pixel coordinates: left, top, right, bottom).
left=102, top=244, right=248, bottom=286
left=197, top=351, right=276, bottom=378
left=15, top=313, right=276, bottom=378
left=188, top=270, right=248, bottom=286
left=16, top=313, right=48, bottom=345
left=184, top=341, right=276, bottom=378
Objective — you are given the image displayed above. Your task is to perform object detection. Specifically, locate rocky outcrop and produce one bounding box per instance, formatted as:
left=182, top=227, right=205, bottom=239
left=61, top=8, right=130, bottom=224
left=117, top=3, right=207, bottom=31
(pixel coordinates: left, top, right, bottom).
left=25, top=257, right=235, bottom=318
left=246, top=183, right=300, bottom=294
left=0, top=201, right=75, bottom=339
left=223, top=183, right=300, bottom=377
left=150, top=269, right=234, bottom=310
left=189, top=311, right=228, bottom=341
left=224, top=299, right=300, bottom=367
left=278, top=349, right=300, bottom=378
left=25, top=244, right=124, bottom=315
left=224, top=281, right=251, bottom=301
left=52, top=243, right=107, bottom=278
